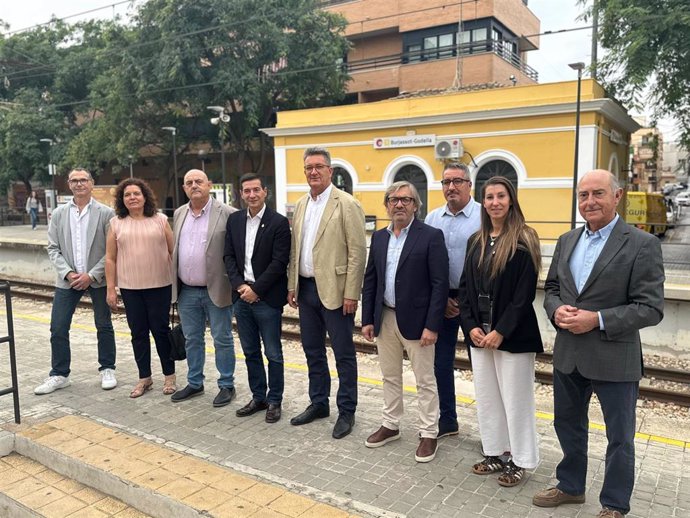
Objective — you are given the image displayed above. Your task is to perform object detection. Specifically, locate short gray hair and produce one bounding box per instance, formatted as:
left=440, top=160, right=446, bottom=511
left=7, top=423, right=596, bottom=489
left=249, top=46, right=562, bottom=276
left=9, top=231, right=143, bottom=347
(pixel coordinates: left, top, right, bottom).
left=443, top=162, right=470, bottom=179
left=303, top=147, right=331, bottom=165
left=384, top=181, right=422, bottom=211
left=68, top=168, right=93, bottom=181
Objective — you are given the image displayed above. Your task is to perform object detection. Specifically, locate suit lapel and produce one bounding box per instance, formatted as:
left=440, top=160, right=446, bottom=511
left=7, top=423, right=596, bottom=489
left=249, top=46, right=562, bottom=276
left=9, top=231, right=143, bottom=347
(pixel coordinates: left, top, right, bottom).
left=253, top=207, right=270, bottom=256
left=314, top=189, right=338, bottom=246
left=205, top=200, right=220, bottom=252
left=377, top=230, right=390, bottom=275
left=396, top=219, right=421, bottom=271
left=579, top=219, right=628, bottom=295
left=84, top=202, right=98, bottom=257
left=561, top=227, right=584, bottom=292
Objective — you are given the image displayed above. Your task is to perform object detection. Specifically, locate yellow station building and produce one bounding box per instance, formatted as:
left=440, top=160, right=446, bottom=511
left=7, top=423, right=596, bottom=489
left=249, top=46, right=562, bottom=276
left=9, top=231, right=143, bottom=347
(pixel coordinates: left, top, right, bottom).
left=263, top=79, right=638, bottom=241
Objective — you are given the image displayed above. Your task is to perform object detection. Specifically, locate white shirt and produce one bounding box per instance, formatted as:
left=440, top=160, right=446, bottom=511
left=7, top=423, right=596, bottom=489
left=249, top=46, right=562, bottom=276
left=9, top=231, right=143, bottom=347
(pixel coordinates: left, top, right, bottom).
left=69, top=198, right=93, bottom=275
left=244, top=204, right=266, bottom=283
left=299, top=183, right=333, bottom=278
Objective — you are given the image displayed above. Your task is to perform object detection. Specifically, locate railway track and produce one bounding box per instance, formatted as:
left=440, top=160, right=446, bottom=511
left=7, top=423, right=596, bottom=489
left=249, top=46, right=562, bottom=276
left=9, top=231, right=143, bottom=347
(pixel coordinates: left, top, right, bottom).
left=6, top=279, right=690, bottom=407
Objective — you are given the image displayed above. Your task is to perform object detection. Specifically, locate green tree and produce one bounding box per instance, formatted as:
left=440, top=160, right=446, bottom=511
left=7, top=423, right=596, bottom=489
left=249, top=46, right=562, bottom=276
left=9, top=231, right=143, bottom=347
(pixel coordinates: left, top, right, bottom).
left=581, top=0, right=690, bottom=147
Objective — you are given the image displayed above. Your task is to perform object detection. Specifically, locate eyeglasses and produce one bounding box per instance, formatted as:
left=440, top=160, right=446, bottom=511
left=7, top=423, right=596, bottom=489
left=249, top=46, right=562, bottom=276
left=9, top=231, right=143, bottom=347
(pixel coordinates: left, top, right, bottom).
left=68, top=178, right=91, bottom=185
left=304, top=164, right=330, bottom=173
left=441, top=178, right=470, bottom=187
left=387, top=196, right=415, bottom=206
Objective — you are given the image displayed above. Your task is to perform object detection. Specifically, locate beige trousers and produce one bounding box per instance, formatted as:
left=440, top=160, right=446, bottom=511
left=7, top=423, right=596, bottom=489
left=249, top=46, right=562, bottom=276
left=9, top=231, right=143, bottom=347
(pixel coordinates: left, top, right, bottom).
left=377, top=307, right=439, bottom=438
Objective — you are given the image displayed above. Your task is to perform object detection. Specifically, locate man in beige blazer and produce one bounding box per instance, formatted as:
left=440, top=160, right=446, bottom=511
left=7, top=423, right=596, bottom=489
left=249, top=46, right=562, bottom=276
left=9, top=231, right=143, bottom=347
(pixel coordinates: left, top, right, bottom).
left=287, top=147, right=366, bottom=439
left=171, top=169, right=237, bottom=407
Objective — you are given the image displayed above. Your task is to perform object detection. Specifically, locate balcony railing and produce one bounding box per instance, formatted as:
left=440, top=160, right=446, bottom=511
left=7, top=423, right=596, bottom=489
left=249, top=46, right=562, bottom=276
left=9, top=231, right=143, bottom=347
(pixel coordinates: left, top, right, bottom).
left=345, top=42, right=539, bottom=82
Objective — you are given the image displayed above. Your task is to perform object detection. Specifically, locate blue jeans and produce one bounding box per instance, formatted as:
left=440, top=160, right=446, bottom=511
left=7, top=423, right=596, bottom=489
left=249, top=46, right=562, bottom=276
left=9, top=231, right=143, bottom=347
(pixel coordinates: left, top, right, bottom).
left=234, top=299, right=284, bottom=404
left=434, top=313, right=461, bottom=426
left=554, top=368, right=638, bottom=515
left=49, top=286, right=116, bottom=377
left=29, top=208, right=38, bottom=229
left=178, top=285, right=235, bottom=389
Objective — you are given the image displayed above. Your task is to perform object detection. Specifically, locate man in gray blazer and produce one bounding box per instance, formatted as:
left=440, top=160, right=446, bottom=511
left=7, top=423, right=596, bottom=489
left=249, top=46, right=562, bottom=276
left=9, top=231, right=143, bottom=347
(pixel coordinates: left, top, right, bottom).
left=35, top=168, right=117, bottom=395
left=171, top=169, right=237, bottom=407
left=533, top=170, right=664, bottom=518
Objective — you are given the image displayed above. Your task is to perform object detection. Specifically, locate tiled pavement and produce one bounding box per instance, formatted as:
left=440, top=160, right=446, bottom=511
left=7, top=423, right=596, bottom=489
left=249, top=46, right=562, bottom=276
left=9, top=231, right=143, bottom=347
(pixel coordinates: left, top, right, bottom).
left=0, top=298, right=688, bottom=517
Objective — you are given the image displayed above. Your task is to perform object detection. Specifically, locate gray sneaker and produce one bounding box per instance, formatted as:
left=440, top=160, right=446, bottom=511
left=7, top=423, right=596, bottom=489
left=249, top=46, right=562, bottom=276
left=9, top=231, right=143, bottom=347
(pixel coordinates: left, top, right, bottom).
left=34, top=376, right=70, bottom=395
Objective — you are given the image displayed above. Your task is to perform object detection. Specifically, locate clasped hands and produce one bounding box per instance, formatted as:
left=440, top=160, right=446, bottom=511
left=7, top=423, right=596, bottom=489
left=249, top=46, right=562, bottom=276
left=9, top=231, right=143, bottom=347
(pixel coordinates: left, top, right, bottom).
left=554, top=305, right=599, bottom=334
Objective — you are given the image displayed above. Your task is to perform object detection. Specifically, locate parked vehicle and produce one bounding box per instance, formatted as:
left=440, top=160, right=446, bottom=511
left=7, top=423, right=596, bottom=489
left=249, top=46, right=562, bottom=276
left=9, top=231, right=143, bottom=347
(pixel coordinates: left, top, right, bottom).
left=675, top=191, right=690, bottom=207
left=624, top=192, right=668, bottom=237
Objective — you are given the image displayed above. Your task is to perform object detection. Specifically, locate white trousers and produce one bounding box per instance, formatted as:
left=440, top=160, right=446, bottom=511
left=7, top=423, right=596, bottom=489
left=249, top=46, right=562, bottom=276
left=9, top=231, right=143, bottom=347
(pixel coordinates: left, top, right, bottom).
left=472, top=347, right=539, bottom=469
left=378, top=307, right=439, bottom=438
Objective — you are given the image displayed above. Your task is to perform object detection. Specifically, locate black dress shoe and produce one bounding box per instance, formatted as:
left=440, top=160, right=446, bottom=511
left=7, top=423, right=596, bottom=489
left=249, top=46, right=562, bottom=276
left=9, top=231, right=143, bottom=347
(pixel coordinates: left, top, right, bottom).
left=236, top=399, right=268, bottom=416
left=213, top=387, right=236, bottom=408
left=290, top=404, right=329, bottom=426
left=332, top=412, right=355, bottom=439
left=265, top=403, right=282, bottom=423
left=171, top=384, right=204, bottom=402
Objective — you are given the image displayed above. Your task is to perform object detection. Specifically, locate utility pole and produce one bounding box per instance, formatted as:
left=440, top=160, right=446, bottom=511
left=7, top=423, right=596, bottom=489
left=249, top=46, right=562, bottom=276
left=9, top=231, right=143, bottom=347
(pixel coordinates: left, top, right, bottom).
left=591, top=0, right=599, bottom=80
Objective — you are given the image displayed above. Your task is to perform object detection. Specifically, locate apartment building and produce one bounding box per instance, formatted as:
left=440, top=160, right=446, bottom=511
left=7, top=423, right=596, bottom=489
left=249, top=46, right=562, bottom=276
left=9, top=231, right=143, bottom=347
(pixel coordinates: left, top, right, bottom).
left=631, top=123, right=663, bottom=193
left=323, top=0, right=540, bottom=103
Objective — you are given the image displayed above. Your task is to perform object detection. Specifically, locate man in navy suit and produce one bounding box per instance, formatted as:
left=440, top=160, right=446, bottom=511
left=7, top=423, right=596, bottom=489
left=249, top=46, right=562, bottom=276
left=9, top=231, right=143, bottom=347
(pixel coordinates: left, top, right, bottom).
left=224, top=173, right=291, bottom=423
left=361, top=181, right=448, bottom=463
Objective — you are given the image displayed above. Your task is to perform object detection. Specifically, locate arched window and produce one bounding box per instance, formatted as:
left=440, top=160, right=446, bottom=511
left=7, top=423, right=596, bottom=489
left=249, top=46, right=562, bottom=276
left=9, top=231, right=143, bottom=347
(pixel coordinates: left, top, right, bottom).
left=332, top=167, right=353, bottom=195
left=394, top=165, right=428, bottom=219
left=474, top=159, right=518, bottom=201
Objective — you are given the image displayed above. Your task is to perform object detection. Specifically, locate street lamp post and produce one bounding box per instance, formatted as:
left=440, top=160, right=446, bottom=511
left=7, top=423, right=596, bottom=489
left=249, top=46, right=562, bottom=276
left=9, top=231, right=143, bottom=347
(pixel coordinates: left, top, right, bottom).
left=569, top=62, right=585, bottom=229
left=39, top=138, right=56, bottom=216
left=128, top=155, right=134, bottom=178
left=207, top=106, right=230, bottom=204
left=161, top=127, right=179, bottom=208
left=198, top=149, right=207, bottom=172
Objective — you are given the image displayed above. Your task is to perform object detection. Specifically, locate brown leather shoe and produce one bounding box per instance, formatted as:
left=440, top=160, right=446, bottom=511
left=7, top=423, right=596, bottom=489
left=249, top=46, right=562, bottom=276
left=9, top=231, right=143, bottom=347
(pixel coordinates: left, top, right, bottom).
left=597, top=508, right=623, bottom=518
left=532, top=487, right=586, bottom=508
left=265, top=404, right=281, bottom=423
left=415, top=437, right=438, bottom=463
left=364, top=426, right=400, bottom=448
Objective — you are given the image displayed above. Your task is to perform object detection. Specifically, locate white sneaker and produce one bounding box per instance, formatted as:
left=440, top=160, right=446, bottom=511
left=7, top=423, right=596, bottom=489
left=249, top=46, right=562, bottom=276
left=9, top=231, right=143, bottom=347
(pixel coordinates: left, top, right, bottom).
left=34, top=376, right=70, bottom=395
left=100, top=369, right=117, bottom=390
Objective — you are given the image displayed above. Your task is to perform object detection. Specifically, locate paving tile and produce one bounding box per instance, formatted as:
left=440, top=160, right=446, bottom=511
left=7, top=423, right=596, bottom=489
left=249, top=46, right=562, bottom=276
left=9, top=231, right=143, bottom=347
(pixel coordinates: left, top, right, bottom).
left=100, top=433, right=143, bottom=451
left=131, top=467, right=179, bottom=490
left=210, top=472, right=258, bottom=494
left=66, top=507, right=109, bottom=518
left=72, top=486, right=107, bottom=505
left=297, top=503, right=350, bottom=518
left=38, top=494, right=87, bottom=517
left=267, top=492, right=318, bottom=517
left=34, top=467, right=65, bottom=485
left=156, top=476, right=206, bottom=500
left=183, top=486, right=231, bottom=512
left=3, top=476, right=46, bottom=499
left=17, top=484, right=67, bottom=508
left=186, top=463, right=229, bottom=485
left=140, top=447, right=183, bottom=467
left=210, top=496, right=261, bottom=517
left=51, top=436, right=93, bottom=455
left=113, top=507, right=153, bottom=517
left=53, top=478, right=86, bottom=495
left=239, top=483, right=285, bottom=507
left=93, top=496, right=129, bottom=514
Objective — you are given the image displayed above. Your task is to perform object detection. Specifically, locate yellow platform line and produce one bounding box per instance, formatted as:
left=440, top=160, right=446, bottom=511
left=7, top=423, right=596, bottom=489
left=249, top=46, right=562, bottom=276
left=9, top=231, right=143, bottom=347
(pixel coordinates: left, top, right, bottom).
left=5, top=310, right=689, bottom=449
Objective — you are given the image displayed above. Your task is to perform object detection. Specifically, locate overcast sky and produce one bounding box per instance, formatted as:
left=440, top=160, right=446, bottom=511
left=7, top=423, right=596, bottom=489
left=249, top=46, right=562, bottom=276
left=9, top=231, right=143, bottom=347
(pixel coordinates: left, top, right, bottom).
left=0, top=0, right=676, bottom=138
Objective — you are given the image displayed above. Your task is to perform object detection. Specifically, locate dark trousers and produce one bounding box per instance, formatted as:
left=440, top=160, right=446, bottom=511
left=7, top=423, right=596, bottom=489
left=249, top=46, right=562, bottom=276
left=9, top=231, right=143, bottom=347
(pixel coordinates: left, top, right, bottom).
left=297, top=276, right=357, bottom=415
left=120, top=285, right=175, bottom=379
left=234, top=299, right=284, bottom=404
left=434, top=313, right=460, bottom=425
left=554, top=367, right=638, bottom=515
left=49, top=286, right=116, bottom=377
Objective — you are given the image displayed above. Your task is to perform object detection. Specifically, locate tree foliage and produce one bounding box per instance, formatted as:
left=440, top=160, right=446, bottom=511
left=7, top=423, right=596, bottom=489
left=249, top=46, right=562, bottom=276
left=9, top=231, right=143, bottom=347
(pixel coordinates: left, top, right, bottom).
left=0, top=0, right=349, bottom=197
left=581, top=0, right=690, bottom=147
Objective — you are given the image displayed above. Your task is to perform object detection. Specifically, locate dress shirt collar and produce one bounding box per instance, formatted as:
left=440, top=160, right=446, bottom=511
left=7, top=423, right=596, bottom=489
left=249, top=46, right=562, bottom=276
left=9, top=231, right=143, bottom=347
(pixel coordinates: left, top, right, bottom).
left=69, top=197, right=93, bottom=211
left=188, top=197, right=212, bottom=218
left=386, top=217, right=414, bottom=236
left=585, top=213, right=618, bottom=239
left=309, top=183, right=333, bottom=203
left=247, top=204, right=266, bottom=221
left=443, top=198, right=477, bottom=218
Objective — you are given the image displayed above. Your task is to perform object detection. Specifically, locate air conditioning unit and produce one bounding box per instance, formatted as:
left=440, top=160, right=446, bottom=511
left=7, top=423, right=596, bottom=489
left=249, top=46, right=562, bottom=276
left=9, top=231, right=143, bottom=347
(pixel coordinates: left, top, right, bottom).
left=435, top=138, right=463, bottom=160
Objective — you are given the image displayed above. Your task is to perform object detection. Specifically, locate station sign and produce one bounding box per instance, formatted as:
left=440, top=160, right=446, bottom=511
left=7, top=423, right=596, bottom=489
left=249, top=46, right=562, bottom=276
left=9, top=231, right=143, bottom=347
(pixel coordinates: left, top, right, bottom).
left=373, top=134, right=435, bottom=149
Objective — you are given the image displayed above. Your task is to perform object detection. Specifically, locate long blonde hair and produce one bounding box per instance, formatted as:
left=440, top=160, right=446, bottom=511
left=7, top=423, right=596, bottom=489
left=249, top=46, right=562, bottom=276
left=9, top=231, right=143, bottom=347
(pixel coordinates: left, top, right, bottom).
left=471, top=176, right=541, bottom=279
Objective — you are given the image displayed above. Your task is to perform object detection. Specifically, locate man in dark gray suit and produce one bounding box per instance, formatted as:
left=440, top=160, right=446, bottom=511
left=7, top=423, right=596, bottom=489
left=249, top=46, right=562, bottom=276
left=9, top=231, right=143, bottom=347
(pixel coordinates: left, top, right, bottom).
left=533, top=170, right=664, bottom=518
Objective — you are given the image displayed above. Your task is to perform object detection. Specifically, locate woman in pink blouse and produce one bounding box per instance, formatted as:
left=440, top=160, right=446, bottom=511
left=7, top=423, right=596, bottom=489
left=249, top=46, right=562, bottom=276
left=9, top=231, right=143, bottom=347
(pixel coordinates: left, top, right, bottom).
left=105, top=178, right=176, bottom=398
